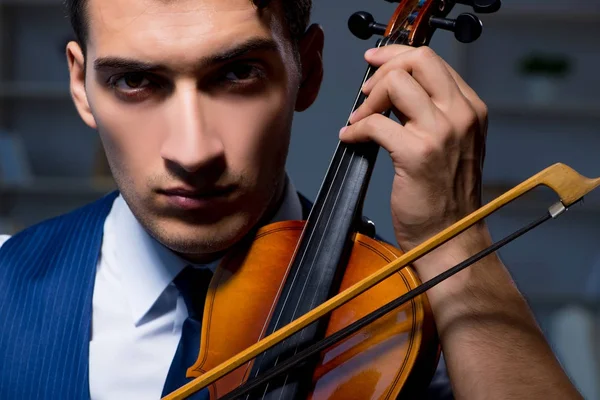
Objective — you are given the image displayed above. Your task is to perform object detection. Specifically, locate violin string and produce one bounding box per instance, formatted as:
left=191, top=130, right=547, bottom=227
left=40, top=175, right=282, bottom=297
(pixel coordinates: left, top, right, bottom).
left=259, top=102, right=367, bottom=397
left=252, top=167, right=349, bottom=398
left=273, top=151, right=357, bottom=400
left=250, top=130, right=354, bottom=399
left=248, top=119, right=363, bottom=391
left=221, top=210, right=554, bottom=400
left=238, top=13, right=424, bottom=397
left=250, top=128, right=353, bottom=365
left=255, top=28, right=401, bottom=399
left=252, top=51, right=382, bottom=362
left=291, top=32, right=402, bottom=322
left=279, top=29, right=403, bottom=350
left=257, top=31, right=400, bottom=399
left=260, top=143, right=359, bottom=397
left=262, top=33, right=398, bottom=400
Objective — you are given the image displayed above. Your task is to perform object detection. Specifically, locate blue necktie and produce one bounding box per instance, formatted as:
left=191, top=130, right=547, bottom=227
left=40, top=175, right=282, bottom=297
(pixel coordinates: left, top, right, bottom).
left=162, top=266, right=213, bottom=399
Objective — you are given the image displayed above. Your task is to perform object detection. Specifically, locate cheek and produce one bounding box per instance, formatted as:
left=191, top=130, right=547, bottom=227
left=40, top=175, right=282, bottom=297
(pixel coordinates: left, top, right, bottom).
left=89, top=87, right=168, bottom=181
left=212, top=89, right=293, bottom=178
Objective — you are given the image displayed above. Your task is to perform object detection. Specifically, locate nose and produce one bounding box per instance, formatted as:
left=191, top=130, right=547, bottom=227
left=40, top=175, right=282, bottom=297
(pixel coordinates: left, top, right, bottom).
left=160, top=82, right=225, bottom=173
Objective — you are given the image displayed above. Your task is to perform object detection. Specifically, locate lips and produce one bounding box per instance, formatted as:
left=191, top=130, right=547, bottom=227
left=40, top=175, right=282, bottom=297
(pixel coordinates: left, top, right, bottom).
left=161, top=187, right=233, bottom=198
left=159, top=186, right=235, bottom=210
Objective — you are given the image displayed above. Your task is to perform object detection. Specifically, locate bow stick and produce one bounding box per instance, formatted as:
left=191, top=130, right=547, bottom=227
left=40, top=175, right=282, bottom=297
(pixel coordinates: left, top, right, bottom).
left=163, top=162, right=600, bottom=400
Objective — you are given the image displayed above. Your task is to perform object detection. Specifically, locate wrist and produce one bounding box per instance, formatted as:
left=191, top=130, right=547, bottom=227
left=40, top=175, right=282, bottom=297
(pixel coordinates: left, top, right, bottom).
left=411, top=222, right=519, bottom=305
left=407, top=221, right=531, bottom=327
left=410, top=221, right=494, bottom=284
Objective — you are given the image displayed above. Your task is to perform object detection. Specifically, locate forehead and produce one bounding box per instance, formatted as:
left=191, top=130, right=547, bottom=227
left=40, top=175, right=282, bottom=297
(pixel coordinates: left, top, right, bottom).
left=86, top=0, right=286, bottom=61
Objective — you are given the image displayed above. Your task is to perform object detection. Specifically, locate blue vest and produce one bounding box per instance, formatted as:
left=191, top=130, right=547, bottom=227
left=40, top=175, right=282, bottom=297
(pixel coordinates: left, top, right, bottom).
left=0, top=190, right=315, bottom=399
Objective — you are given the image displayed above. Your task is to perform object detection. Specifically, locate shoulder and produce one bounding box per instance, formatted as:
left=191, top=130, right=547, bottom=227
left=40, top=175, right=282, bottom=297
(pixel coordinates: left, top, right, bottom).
left=0, top=235, right=9, bottom=249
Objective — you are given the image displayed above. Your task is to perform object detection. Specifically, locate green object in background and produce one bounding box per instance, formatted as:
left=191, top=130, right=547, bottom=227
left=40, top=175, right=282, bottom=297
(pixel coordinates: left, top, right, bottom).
left=518, top=52, right=572, bottom=78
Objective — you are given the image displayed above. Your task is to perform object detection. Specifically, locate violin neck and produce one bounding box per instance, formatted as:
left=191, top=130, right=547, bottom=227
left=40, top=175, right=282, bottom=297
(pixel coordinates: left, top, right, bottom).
left=307, top=135, right=380, bottom=243
left=309, top=63, right=383, bottom=232
left=243, top=65, right=385, bottom=399
left=304, top=38, right=391, bottom=246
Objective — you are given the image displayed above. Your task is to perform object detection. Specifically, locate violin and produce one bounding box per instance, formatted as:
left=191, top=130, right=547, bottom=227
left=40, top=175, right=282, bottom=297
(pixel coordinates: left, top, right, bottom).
left=161, top=1, right=600, bottom=399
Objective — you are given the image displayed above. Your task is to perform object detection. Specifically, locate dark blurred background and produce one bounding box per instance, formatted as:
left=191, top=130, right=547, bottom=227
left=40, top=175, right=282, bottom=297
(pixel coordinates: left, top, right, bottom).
left=1, top=0, right=599, bottom=397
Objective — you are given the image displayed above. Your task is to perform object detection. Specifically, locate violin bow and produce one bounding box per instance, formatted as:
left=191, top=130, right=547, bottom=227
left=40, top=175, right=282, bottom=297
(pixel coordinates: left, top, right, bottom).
left=163, top=162, right=600, bottom=400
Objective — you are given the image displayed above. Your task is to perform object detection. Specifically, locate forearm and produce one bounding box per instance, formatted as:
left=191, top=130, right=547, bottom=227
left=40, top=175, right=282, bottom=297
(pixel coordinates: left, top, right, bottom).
left=413, top=224, right=582, bottom=399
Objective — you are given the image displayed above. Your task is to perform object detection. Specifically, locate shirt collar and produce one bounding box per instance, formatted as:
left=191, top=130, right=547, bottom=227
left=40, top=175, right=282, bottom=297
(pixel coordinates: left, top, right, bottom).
left=108, top=174, right=303, bottom=326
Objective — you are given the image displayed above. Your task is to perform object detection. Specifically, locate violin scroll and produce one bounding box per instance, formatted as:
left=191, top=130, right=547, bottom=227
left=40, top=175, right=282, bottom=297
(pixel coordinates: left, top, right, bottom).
left=350, top=0, right=500, bottom=46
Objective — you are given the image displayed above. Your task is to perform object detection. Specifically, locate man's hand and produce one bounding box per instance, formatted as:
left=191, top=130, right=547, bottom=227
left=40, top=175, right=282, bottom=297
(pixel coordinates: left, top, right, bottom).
left=340, top=44, right=487, bottom=253
left=339, top=44, right=583, bottom=399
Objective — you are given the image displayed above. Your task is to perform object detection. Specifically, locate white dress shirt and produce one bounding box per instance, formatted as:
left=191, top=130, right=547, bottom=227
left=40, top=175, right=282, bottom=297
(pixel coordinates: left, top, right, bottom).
left=0, top=177, right=303, bottom=399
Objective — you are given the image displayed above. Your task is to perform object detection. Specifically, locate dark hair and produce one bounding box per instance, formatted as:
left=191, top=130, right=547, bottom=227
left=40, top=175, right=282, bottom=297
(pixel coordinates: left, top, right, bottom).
left=65, top=0, right=311, bottom=54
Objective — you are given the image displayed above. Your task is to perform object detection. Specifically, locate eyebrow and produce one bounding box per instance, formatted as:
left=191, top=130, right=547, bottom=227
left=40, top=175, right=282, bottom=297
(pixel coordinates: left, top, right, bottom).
left=93, top=37, right=280, bottom=73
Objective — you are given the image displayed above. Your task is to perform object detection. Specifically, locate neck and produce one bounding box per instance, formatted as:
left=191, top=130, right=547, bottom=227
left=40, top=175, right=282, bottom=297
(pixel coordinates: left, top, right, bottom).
left=257, top=172, right=289, bottom=227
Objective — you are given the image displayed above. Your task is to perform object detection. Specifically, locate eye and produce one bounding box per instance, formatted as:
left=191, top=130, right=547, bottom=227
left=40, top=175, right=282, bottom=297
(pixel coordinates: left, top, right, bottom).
left=113, top=72, right=151, bottom=90
left=225, top=65, right=253, bottom=80
left=107, top=72, right=166, bottom=102
left=221, top=63, right=265, bottom=83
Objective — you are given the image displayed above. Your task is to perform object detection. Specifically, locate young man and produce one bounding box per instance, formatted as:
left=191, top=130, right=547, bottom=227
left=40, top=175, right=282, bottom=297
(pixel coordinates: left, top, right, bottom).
left=0, top=0, right=582, bottom=398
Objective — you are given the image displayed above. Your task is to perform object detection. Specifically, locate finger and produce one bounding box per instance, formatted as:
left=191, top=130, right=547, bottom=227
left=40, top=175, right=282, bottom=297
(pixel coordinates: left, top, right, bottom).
left=363, top=46, right=462, bottom=107
left=364, top=44, right=415, bottom=67
left=364, top=44, right=414, bottom=66
left=366, top=46, right=486, bottom=143
left=339, top=113, right=421, bottom=161
left=349, top=68, right=438, bottom=131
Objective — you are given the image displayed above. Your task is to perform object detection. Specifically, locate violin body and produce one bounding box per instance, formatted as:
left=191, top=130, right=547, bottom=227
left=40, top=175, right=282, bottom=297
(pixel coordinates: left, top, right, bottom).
left=186, top=220, right=439, bottom=399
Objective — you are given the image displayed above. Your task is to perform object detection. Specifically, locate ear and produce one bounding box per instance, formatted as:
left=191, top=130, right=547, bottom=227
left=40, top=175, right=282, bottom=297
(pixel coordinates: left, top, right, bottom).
left=295, top=24, right=324, bottom=112
left=66, top=41, right=98, bottom=129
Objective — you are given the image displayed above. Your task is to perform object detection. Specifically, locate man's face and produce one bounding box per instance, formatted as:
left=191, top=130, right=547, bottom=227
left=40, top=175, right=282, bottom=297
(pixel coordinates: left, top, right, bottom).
left=68, top=0, right=321, bottom=262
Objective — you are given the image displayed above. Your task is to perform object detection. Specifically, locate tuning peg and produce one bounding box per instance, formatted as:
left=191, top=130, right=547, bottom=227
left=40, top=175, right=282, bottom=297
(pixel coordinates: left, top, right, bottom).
left=348, top=12, right=387, bottom=40
left=429, top=13, right=482, bottom=43
left=455, top=0, right=501, bottom=14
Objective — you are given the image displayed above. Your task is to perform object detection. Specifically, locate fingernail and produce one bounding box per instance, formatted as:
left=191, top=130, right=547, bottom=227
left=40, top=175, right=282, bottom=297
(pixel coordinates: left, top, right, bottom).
left=365, top=48, right=377, bottom=57
left=339, top=126, right=348, bottom=137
